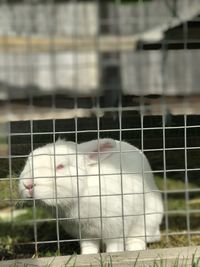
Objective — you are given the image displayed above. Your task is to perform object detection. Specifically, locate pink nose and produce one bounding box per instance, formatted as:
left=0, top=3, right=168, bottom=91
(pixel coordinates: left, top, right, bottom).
left=24, top=183, right=34, bottom=190
left=23, top=182, right=35, bottom=197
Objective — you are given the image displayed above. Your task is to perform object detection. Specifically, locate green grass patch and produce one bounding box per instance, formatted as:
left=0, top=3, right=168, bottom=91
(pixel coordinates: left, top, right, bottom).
left=3, top=251, right=200, bottom=267
left=0, top=178, right=19, bottom=209
left=154, top=175, right=196, bottom=191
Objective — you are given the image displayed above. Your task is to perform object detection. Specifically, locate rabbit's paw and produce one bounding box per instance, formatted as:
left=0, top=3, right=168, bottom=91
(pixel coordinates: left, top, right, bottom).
left=126, top=238, right=146, bottom=251
left=81, top=240, right=100, bottom=254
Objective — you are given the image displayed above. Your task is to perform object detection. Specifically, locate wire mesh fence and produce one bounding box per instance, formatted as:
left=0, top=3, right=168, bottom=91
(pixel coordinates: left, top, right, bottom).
left=0, top=0, right=200, bottom=262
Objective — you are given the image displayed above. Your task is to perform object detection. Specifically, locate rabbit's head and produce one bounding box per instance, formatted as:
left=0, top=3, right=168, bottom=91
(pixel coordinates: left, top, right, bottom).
left=19, top=138, right=117, bottom=206
left=19, top=139, right=87, bottom=206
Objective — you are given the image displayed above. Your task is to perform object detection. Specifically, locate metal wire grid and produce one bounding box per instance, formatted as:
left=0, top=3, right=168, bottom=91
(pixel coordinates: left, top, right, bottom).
left=1, top=97, right=200, bottom=255
left=0, top=0, right=200, bottom=259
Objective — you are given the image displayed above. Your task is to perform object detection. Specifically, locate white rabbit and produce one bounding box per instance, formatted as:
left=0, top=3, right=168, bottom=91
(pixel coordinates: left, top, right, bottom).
left=19, top=138, right=163, bottom=254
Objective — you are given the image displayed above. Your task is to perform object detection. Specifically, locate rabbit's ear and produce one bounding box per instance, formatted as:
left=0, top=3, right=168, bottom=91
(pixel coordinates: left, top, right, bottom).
left=79, top=139, right=117, bottom=165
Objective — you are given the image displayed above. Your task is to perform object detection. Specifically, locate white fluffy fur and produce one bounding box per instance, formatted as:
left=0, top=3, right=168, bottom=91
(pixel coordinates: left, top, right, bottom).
left=19, top=138, right=163, bottom=254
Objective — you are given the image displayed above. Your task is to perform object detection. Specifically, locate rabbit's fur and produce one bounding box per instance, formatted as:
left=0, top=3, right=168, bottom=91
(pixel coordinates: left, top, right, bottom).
left=19, top=138, right=163, bottom=254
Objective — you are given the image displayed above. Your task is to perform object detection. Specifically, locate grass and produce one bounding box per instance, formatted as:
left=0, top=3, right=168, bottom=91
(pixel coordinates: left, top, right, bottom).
left=0, top=178, right=19, bottom=209
left=4, top=252, right=200, bottom=267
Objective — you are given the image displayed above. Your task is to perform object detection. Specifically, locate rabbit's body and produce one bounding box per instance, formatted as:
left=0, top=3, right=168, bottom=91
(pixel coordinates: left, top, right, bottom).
left=19, top=138, right=163, bottom=254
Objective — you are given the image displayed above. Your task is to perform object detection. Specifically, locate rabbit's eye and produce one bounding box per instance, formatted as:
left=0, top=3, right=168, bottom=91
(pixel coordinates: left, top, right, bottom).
left=56, top=164, right=64, bottom=170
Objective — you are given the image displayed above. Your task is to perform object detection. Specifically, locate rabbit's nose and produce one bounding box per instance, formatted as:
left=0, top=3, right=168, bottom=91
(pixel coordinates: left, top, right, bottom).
left=24, top=183, right=34, bottom=190
left=23, top=182, right=35, bottom=197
